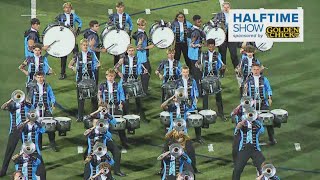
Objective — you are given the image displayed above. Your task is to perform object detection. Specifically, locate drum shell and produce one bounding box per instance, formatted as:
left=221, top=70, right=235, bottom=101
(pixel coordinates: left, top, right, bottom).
left=259, top=113, right=274, bottom=126
left=162, top=81, right=176, bottom=99
left=201, top=76, right=221, bottom=95
left=160, top=111, right=171, bottom=126
left=123, top=80, right=145, bottom=98
left=77, top=79, right=97, bottom=99
left=41, top=120, right=57, bottom=132
left=110, top=118, right=127, bottom=131
left=83, top=118, right=93, bottom=129
left=187, top=115, right=203, bottom=128
left=199, top=110, right=217, bottom=124
left=271, top=109, right=288, bottom=124
left=56, top=120, right=71, bottom=131
left=124, top=115, right=141, bottom=129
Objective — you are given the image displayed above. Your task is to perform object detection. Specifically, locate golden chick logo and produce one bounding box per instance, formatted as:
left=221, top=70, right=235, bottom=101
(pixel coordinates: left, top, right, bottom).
left=265, top=27, right=300, bottom=38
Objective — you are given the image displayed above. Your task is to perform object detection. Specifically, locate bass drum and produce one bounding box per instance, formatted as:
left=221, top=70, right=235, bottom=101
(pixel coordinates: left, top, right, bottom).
left=202, top=24, right=225, bottom=46
left=101, top=25, right=130, bottom=55
left=149, top=22, right=174, bottom=48
left=43, top=22, right=75, bottom=57
left=255, top=41, right=274, bottom=52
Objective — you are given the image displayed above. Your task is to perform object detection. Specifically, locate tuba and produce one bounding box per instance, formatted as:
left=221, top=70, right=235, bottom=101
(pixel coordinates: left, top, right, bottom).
left=92, top=142, right=107, bottom=157
left=178, top=171, right=194, bottom=180
left=27, top=110, right=39, bottom=122
left=241, top=96, right=254, bottom=110
left=175, top=87, right=187, bottom=102
left=173, top=119, right=186, bottom=132
left=169, top=143, right=184, bottom=158
left=262, top=164, right=276, bottom=178
left=244, top=108, right=258, bottom=122
left=11, top=90, right=25, bottom=104
left=22, top=141, right=36, bottom=155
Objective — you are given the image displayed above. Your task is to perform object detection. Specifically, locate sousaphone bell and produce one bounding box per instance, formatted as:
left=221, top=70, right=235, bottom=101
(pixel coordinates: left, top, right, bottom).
left=175, top=87, right=187, bottom=102
left=262, top=163, right=276, bottom=178
left=241, top=96, right=254, bottom=110
left=179, top=170, right=194, bottom=180
left=22, top=141, right=36, bottom=155
left=11, top=90, right=25, bottom=104
left=244, top=108, right=258, bottom=122
left=27, top=110, right=39, bottom=122
left=92, top=142, right=107, bottom=157
left=169, top=143, right=184, bottom=158
left=173, top=119, right=186, bottom=132
left=95, top=119, right=109, bottom=134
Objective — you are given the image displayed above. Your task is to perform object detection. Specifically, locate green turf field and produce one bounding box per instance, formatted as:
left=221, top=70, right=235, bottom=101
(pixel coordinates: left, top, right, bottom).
left=0, top=0, right=320, bottom=179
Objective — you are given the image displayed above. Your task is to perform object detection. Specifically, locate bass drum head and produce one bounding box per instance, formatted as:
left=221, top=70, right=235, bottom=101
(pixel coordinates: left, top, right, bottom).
left=205, top=27, right=226, bottom=46
left=151, top=27, right=174, bottom=49
left=43, top=25, right=75, bottom=58
left=102, top=29, right=130, bottom=55
left=255, top=41, right=274, bottom=52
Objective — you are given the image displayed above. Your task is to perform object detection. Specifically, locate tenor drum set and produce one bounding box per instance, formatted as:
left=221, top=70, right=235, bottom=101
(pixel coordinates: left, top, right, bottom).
left=40, top=116, right=72, bottom=136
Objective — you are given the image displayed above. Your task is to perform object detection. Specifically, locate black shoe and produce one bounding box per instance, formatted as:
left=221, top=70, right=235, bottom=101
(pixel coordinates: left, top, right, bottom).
left=76, top=118, right=83, bottom=122
left=59, top=74, right=66, bottom=80
left=0, top=170, right=6, bottom=177
left=194, top=169, right=201, bottom=174
left=195, top=138, right=205, bottom=144
left=267, top=139, right=277, bottom=146
left=50, top=143, right=58, bottom=152
left=221, top=116, right=228, bottom=122
left=114, top=171, right=126, bottom=177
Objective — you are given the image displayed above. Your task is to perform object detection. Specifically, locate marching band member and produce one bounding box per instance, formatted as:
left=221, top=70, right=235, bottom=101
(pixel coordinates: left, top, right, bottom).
left=171, top=12, right=193, bottom=69
left=212, top=1, right=239, bottom=77
left=19, top=44, right=53, bottom=92
left=28, top=71, right=57, bottom=151
left=132, top=18, right=154, bottom=94
left=88, top=162, right=113, bottom=180
left=187, top=14, right=205, bottom=90
left=68, top=38, right=99, bottom=122
left=23, top=18, right=48, bottom=58
left=244, top=64, right=277, bottom=145
left=84, top=142, right=114, bottom=180
left=114, top=45, right=148, bottom=122
left=108, top=1, right=133, bottom=65
left=97, top=69, right=129, bottom=151
left=232, top=109, right=265, bottom=180
left=0, top=91, right=30, bottom=177
left=196, top=39, right=227, bottom=121
left=11, top=171, right=25, bottom=180
left=84, top=119, right=126, bottom=177
left=155, top=48, right=182, bottom=102
left=84, top=20, right=106, bottom=85
left=55, top=2, right=82, bottom=80
left=176, top=66, right=203, bottom=143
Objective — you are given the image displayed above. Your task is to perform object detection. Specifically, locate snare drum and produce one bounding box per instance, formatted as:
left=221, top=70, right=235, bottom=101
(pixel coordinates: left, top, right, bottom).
left=187, top=114, right=203, bottom=128
left=161, top=81, right=176, bottom=100
left=123, top=80, right=145, bottom=98
left=270, top=109, right=288, bottom=123
left=258, top=113, right=274, bottom=126
left=77, top=79, right=97, bottom=100
left=55, top=117, right=72, bottom=131
left=109, top=118, right=127, bottom=131
left=83, top=116, right=93, bottom=129
left=123, top=114, right=140, bottom=130
left=201, top=76, right=221, bottom=95
left=43, top=23, right=75, bottom=57
left=202, top=24, right=226, bottom=46
left=149, top=22, right=174, bottom=48
left=160, top=111, right=170, bottom=126
left=255, top=41, right=274, bottom=52
left=101, top=25, right=130, bottom=55
left=41, top=119, right=57, bottom=132
left=199, top=110, right=217, bottom=124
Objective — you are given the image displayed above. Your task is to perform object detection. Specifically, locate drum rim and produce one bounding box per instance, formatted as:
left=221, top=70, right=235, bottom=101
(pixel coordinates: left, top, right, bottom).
left=199, top=110, right=217, bottom=114
left=42, top=119, right=57, bottom=123
left=54, top=117, right=72, bottom=121
left=270, top=109, right=288, bottom=114
left=123, top=114, right=140, bottom=118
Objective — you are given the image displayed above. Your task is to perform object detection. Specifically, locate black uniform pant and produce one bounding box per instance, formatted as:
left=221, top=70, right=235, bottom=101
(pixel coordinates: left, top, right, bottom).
left=38, top=110, right=56, bottom=150
left=141, top=61, right=151, bottom=94
left=124, top=97, right=146, bottom=120
left=36, top=155, right=46, bottom=180
left=232, top=144, right=265, bottom=180
left=77, top=89, right=98, bottom=120
left=60, top=44, right=79, bottom=75
left=185, top=140, right=197, bottom=172
left=0, top=129, right=21, bottom=175
left=232, top=133, right=241, bottom=165
left=257, top=104, right=276, bottom=143
left=203, top=92, right=224, bottom=116
left=114, top=55, right=120, bottom=66
left=190, top=60, right=202, bottom=91
left=174, top=42, right=191, bottom=69
left=218, top=41, right=239, bottom=68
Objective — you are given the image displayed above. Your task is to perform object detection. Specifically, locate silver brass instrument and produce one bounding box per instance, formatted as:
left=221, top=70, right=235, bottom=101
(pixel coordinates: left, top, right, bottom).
left=100, top=106, right=108, bottom=115
left=92, top=142, right=107, bottom=157
left=95, top=119, right=109, bottom=134
left=178, top=171, right=195, bottom=180
left=175, top=87, right=187, bottom=102
left=22, top=141, right=36, bottom=155
left=244, top=108, right=258, bottom=122
left=240, top=96, right=254, bottom=110
left=11, top=90, right=25, bottom=103
left=262, top=164, right=276, bottom=178
left=27, top=110, right=39, bottom=122
left=169, top=143, right=184, bottom=158
left=173, top=119, right=186, bottom=132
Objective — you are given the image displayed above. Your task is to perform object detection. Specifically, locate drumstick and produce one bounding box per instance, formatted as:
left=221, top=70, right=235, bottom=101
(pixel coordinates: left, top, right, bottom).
left=141, top=64, right=151, bottom=76
left=154, top=39, right=166, bottom=46
left=106, top=43, right=117, bottom=51
left=47, top=40, right=60, bottom=48
left=257, top=42, right=266, bottom=50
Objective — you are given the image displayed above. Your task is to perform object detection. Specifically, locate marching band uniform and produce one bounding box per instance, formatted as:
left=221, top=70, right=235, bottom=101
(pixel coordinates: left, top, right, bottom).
left=171, top=14, right=193, bottom=68
left=212, top=5, right=239, bottom=76
left=0, top=100, right=30, bottom=176
left=161, top=152, right=192, bottom=180
left=55, top=3, right=82, bottom=80
left=197, top=48, right=226, bottom=119
left=245, top=74, right=277, bottom=144
left=20, top=55, right=51, bottom=84
left=13, top=153, right=44, bottom=180
left=84, top=153, right=114, bottom=180
left=232, top=119, right=265, bottom=180
left=71, top=49, right=99, bottom=121
left=28, top=80, right=57, bottom=151
left=156, top=58, right=182, bottom=102
left=24, top=19, right=41, bottom=58
left=21, top=122, right=46, bottom=156
left=239, top=55, right=261, bottom=96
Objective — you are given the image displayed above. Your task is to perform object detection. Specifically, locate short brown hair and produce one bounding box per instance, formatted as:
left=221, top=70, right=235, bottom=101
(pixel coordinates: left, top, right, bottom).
left=116, top=1, right=125, bottom=7
left=166, top=48, right=175, bottom=54
left=35, top=71, right=45, bottom=77
left=80, top=39, right=88, bottom=45
left=106, top=68, right=116, bottom=76
left=182, top=65, right=189, bottom=70
left=89, top=20, right=99, bottom=28
left=33, top=43, right=43, bottom=50
left=244, top=45, right=256, bottom=53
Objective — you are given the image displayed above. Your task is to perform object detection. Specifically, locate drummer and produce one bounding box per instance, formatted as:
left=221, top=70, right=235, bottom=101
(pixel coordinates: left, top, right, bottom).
left=155, top=48, right=182, bottom=102
left=68, top=39, right=99, bottom=122
left=114, top=45, right=148, bottom=122
left=55, top=2, right=82, bottom=80
left=108, top=1, right=133, bottom=65
left=132, top=18, right=154, bottom=94
left=195, top=39, right=227, bottom=121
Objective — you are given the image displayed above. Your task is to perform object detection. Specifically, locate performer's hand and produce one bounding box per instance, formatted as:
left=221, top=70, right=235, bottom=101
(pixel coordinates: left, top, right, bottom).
left=144, top=69, right=148, bottom=74
left=23, top=70, right=29, bottom=76
left=118, top=72, right=124, bottom=79
left=240, top=48, right=245, bottom=54
left=159, top=74, right=163, bottom=80
left=256, top=175, right=263, bottom=180
left=51, top=104, right=55, bottom=110
left=101, top=48, right=107, bottom=53
left=268, top=98, right=272, bottom=107
left=42, top=45, right=49, bottom=51
left=119, top=103, right=123, bottom=110
left=76, top=27, right=81, bottom=36
left=236, top=120, right=245, bottom=129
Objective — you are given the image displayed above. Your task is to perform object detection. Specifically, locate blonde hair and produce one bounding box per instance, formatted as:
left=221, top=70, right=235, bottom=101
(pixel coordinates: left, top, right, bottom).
left=137, top=18, right=147, bottom=26
left=166, top=48, right=175, bottom=54
left=127, top=44, right=135, bottom=50
left=182, top=65, right=189, bottom=71
left=80, top=39, right=88, bottom=45
left=63, top=2, right=72, bottom=8
left=106, top=68, right=116, bottom=76
left=223, top=1, right=231, bottom=6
